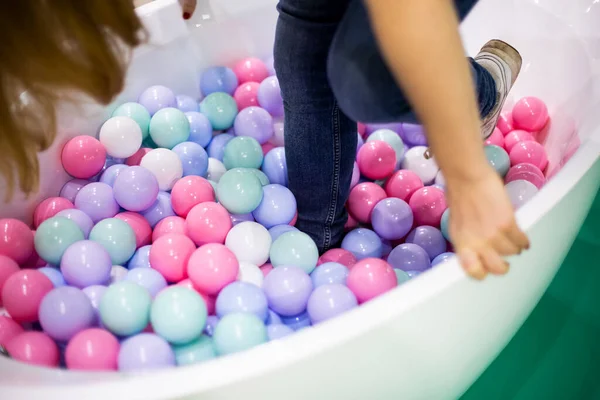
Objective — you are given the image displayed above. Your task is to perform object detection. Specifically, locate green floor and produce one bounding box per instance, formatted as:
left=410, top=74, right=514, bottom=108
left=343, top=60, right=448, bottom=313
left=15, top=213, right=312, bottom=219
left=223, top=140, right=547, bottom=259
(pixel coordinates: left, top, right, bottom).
left=462, top=188, right=600, bottom=399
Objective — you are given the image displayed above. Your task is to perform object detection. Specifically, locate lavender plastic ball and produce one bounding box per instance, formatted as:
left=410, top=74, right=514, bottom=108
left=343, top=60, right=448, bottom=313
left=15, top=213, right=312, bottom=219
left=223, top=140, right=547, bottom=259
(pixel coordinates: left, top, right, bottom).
left=387, top=243, right=431, bottom=272
left=172, top=142, right=209, bottom=177
left=38, top=267, right=66, bottom=287
left=402, top=123, right=427, bottom=146
left=215, top=281, right=269, bottom=322
left=230, top=213, right=255, bottom=226
left=125, top=268, right=167, bottom=298
left=266, top=309, right=282, bottom=325
left=257, top=77, right=284, bottom=117
left=207, top=133, right=234, bottom=161
left=307, top=284, right=358, bottom=324
left=82, top=285, right=107, bottom=325
left=118, top=333, right=176, bottom=371
left=405, top=226, right=447, bottom=260
left=371, top=198, right=414, bottom=240
left=234, top=107, right=274, bottom=144
left=60, top=179, right=89, bottom=203
left=55, top=209, right=94, bottom=238
left=176, top=95, right=199, bottom=112
left=341, top=228, right=383, bottom=261
left=113, top=166, right=159, bottom=212
left=38, top=286, right=95, bottom=342
left=204, top=315, right=219, bottom=337
left=60, top=240, right=112, bottom=288
left=110, top=265, right=129, bottom=284
left=267, top=324, right=294, bottom=341
left=262, top=147, right=288, bottom=187
left=356, top=133, right=364, bottom=156
left=185, top=111, right=213, bottom=148
left=200, top=66, right=239, bottom=96
left=74, top=182, right=120, bottom=223
left=99, top=164, right=128, bottom=187
left=263, top=266, right=313, bottom=317
left=138, top=85, right=176, bottom=116
left=281, top=311, right=311, bottom=331
left=432, top=252, right=456, bottom=266
left=252, top=184, right=297, bottom=228
left=311, top=262, right=349, bottom=287
left=127, top=245, right=152, bottom=269
left=268, top=224, right=298, bottom=242
left=140, top=191, right=175, bottom=228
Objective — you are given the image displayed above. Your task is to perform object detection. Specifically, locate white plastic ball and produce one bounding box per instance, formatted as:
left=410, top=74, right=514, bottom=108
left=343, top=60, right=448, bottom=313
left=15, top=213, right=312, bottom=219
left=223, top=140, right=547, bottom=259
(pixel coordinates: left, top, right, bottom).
left=237, top=262, right=264, bottom=288
left=207, top=158, right=227, bottom=183
left=140, top=148, right=183, bottom=191
left=401, top=146, right=439, bottom=185
left=435, top=170, right=446, bottom=187
left=99, top=116, right=143, bottom=158
left=110, top=265, right=128, bottom=284
left=505, top=179, right=538, bottom=209
left=225, top=221, right=272, bottom=266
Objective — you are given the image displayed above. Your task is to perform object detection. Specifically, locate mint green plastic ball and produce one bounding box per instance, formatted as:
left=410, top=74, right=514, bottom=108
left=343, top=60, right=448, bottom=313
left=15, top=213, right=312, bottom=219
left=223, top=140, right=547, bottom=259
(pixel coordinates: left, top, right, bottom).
left=367, top=129, right=405, bottom=164
left=150, top=286, right=207, bottom=345
left=213, top=313, right=267, bottom=356
left=200, top=93, right=238, bottom=130
left=149, top=107, right=190, bottom=149
left=99, top=281, right=151, bottom=336
left=243, top=168, right=270, bottom=186
left=222, top=137, right=264, bottom=170
left=270, top=231, right=319, bottom=274
left=484, top=145, right=511, bottom=177
left=216, top=168, right=263, bottom=214
left=34, top=217, right=84, bottom=265
left=173, top=335, right=216, bottom=366
left=395, top=269, right=410, bottom=285
left=89, top=218, right=136, bottom=265
left=112, top=102, right=151, bottom=140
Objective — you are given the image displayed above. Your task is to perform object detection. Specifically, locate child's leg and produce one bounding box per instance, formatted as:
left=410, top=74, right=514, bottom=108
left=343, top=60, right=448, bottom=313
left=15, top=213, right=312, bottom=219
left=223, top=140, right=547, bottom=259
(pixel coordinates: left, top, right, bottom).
left=274, top=0, right=357, bottom=252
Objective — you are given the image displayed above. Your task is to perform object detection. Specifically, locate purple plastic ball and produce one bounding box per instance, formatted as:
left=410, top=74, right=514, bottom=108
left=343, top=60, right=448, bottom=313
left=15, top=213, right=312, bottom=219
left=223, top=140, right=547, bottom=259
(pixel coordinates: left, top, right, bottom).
left=267, top=324, right=294, bottom=340
left=341, top=228, right=383, bottom=261
left=118, top=333, right=175, bottom=371
left=233, top=107, right=274, bottom=144
left=402, top=123, right=427, bottom=146
left=60, top=240, right=112, bottom=288
left=127, top=245, right=152, bottom=269
left=432, top=252, right=456, bottom=266
left=365, top=123, right=403, bottom=136
left=215, top=281, right=269, bottom=321
left=172, top=142, right=209, bottom=177
left=268, top=225, right=298, bottom=243
left=124, top=268, right=167, bottom=298
left=38, top=286, right=95, bottom=342
left=140, top=191, right=175, bottom=228
left=138, top=85, right=176, bottom=116
left=252, top=184, right=296, bottom=229
left=99, top=164, right=128, bottom=187
left=55, top=209, right=94, bottom=238
left=74, top=182, right=120, bottom=223
left=262, top=147, right=287, bottom=187
left=263, top=266, right=313, bottom=317
left=387, top=243, right=431, bottom=272
left=82, top=285, right=107, bottom=325
left=280, top=311, right=311, bottom=331
left=200, top=66, right=238, bottom=96
left=204, top=315, right=219, bottom=336
left=371, top=198, right=414, bottom=240
left=185, top=111, right=213, bottom=148
left=60, top=179, right=90, bottom=204
left=113, top=166, right=160, bottom=212
left=266, top=309, right=282, bottom=325
left=176, top=95, right=199, bottom=113
left=207, top=133, right=234, bottom=161
left=310, top=262, right=349, bottom=287
left=307, top=283, right=357, bottom=324
left=38, top=267, right=66, bottom=287
left=230, top=213, right=255, bottom=226
left=405, top=226, right=447, bottom=260
left=257, top=77, right=283, bottom=117
left=381, top=239, right=393, bottom=258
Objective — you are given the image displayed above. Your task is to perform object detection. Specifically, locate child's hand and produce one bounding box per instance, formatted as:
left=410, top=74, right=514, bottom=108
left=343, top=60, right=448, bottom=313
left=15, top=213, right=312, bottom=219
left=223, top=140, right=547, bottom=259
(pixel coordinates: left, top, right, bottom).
left=446, top=167, right=530, bottom=279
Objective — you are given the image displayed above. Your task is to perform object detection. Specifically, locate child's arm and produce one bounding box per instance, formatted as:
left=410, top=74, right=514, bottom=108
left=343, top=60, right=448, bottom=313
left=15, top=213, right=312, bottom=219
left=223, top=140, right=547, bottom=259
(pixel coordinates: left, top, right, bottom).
left=364, top=0, right=529, bottom=278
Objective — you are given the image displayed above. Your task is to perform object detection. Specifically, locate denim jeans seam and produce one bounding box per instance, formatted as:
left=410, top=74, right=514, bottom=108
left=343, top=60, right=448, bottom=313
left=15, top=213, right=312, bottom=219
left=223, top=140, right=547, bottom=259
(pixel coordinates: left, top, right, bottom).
left=323, top=102, right=342, bottom=251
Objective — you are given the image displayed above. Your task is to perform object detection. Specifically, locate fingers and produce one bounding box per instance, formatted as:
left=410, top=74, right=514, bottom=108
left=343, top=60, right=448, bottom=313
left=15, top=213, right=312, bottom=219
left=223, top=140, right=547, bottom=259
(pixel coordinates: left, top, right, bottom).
left=479, top=247, right=509, bottom=275
left=458, top=248, right=487, bottom=280
left=503, top=222, right=530, bottom=250
left=180, top=0, right=197, bottom=19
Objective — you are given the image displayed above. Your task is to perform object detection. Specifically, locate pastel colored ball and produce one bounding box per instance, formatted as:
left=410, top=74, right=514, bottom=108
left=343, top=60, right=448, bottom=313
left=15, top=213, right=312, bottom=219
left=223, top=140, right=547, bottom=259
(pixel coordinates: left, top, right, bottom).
left=89, top=218, right=136, bottom=265
left=54, top=209, right=93, bottom=240
left=440, top=208, right=451, bottom=241
left=6, top=332, right=59, bottom=367
left=152, top=216, right=187, bottom=242
left=34, top=217, right=85, bottom=265
left=223, top=136, right=264, bottom=170
left=307, top=283, right=357, bottom=324
left=127, top=245, right=152, bottom=269
left=60, top=240, right=112, bottom=288
left=257, top=76, right=284, bottom=117
left=432, top=252, right=456, bottom=266
left=118, top=333, right=175, bottom=371
left=484, top=145, right=511, bottom=177
left=173, top=335, right=216, bottom=366
left=371, top=197, right=414, bottom=240
left=497, top=111, right=514, bottom=135
left=385, top=170, right=424, bottom=203
left=233, top=82, right=260, bottom=110
left=60, top=179, right=89, bottom=203
left=512, top=96, right=549, bottom=132
left=0, top=256, right=20, bottom=305
left=185, top=111, right=213, bottom=148
left=409, top=186, right=447, bottom=227
left=281, top=311, right=311, bottom=331
left=38, top=286, right=95, bottom=341
left=0, top=218, right=35, bottom=264
left=504, top=130, right=535, bottom=152
left=150, top=234, right=195, bottom=283
left=234, top=106, right=274, bottom=144
left=149, top=107, right=190, bottom=149
left=270, top=231, right=319, bottom=274
left=405, top=226, right=447, bottom=260
left=270, top=121, right=285, bottom=147
left=262, top=266, right=313, bottom=316
left=401, top=146, right=439, bottom=185
left=318, top=248, right=357, bottom=269
left=267, top=324, right=294, bottom=341
left=137, top=85, right=176, bottom=116
left=151, top=286, right=207, bottom=345
left=311, top=262, right=349, bottom=287
left=401, top=123, right=427, bottom=146
left=505, top=179, right=539, bottom=209
left=216, top=281, right=268, bottom=321
left=114, top=212, right=152, bottom=249
left=341, top=228, right=383, bottom=261
left=61, top=136, right=106, bottom=179
left=387, top=243, right=431, bottom=272
left=509, top=140, right=548, bottom=171
left=252, top=184, right=296, bottom=228
left=207, top=159, right=227, bottom=184
left=484, top=127, right=505, bottom=148
left=357, top=140, right=396, bottom=180
left=99, top=164, right=127, bottom=186
left=176, top=94, right=199, bottom=112
left=65, top=328, right=119, bottom=371
left=82, top=285, right=107, bottom=324
left=99, top=116, right=143, bottom=158
left=233, top=57, right=269, bottom=84
left=207, top=133, right=234, bottom=161
left=125, top=268, right=167, bottom=298
left=237, top=262, right=264, bottom=288
left=505, top=163, right=546, bottom=189
left=100, top=281, right=151, bottom=336
left=230, top=212, right=255, bottom=226
left=113, top=166, right=159, bottom=212
left=213, top=312, right=267, bottom=355
left=200, top=92, right=238, bottom=130
left=140, top=148, right=183, bottom=191
left=112, top=102, right=151, bottom=140
left=171, top=176, right=215, bottom=218
left=347, top=182, right=387, bottom=224
left=225, top=221, right=272, bottom=266
left=172, top=141, right=209, bottom=177
left=1, top=270, right=53, bottom=322
left=395, top=269, right=411, bottom=285
left=367, top=129, right=405, bottom=165
left=217, top=168, right=264, bottom=214
left=346, top=258, right=397, bottom=304
left=187, top=244, right=239, bottom=296
left=33, top=197, right=74, bottom=229
left=141, top=191, right=176, bottom=228
left=262, top=147, right=288, bottom=186
left=268, top=224, right=298, bottom=243
left=0, top=315, right=24, bottom=347
left=110, top=265, right=129, bottom=284
left=74, top=182, right=120, bottom=223
left=186, top=202, right=232, bottom=246
left=200, top=66, right=239, bottom=96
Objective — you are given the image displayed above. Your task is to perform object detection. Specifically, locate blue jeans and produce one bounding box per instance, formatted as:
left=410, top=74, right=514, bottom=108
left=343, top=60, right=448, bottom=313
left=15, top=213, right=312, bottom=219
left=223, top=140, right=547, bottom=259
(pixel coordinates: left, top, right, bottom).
left=274, top=0, right=496, bottom=252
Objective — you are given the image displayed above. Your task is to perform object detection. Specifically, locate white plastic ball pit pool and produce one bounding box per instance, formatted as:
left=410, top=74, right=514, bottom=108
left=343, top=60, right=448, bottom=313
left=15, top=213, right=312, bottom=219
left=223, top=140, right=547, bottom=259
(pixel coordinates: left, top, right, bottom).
left=1, top=0, right=600, bottom=398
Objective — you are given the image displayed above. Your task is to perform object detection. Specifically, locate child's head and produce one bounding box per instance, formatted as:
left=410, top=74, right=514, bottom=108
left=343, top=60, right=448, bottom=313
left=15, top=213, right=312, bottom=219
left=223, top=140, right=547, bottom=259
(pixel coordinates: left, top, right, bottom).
left=0, top=1, right=144, bottom=198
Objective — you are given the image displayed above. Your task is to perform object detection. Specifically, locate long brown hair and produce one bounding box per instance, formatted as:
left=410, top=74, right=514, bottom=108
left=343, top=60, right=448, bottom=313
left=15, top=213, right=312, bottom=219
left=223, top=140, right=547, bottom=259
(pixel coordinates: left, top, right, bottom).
left=0, top=1, right=144, bottom=199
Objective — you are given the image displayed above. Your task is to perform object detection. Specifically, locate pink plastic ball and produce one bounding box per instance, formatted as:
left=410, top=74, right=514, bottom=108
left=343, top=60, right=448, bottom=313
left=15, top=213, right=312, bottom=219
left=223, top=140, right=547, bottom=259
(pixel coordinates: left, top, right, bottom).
left=152, top=216, right=187, bottom=242
left=384, top=170, right=424, bottom=202
left=409, top=186, right=447, bottom=227
left=318, top=248, right=357, bottom=269
left=484, top=128, right=504, bottom=148
left=0, top=256, right=20, bottom=307
left=233, top=82, right=260, bottom=110
left=346, top=258, right=397, bottom=304
left=509, top=140, right=548, bottom=171
left=187, top=244, right=239, bottom=296
left=65, top=328, right=119, bottom=371
left=357, top=123, right=366, bottom=137
left=176, top=279, right=216, bottom=315
left=512, top=97, right=549, bottom=133
left=504, top=130, right=535, bottom=153
left=22, top=236, right=45, bottom=269
left=497, top=111, right=514, bottom=135
left=149, top=234, right=196, bottom=283
left=344, top=214, right=358, bottom=231
left=33, top=197, right=74, bottom=229
left=2, top=270, right=53, bottom=323
left=262, top=142, right=276, bottom=155
left=6, top=331, right=59, bottom=367
left=61, top=135, right=107, bottom=179
left=126, top=148, right=152, bottom=166
left=0, top=315, right=24, bottom=347
left=233, top=57, right=269, bottom=84
left=290, top=211, right=298, bottom=226
left=260, top=263, right=273, bottom=277
left=505, top=163, right=546, bottom=189
left=356, top=140, right=396, bottom=180
left=171, top=176, right=215, bottom=218
left=185, top=202, right=232, bottom=246
left=0, top=219, right=35, bottom=265
left=347, top=183, right=387, bottom=224
left=114, top=212, right=152, bottom=248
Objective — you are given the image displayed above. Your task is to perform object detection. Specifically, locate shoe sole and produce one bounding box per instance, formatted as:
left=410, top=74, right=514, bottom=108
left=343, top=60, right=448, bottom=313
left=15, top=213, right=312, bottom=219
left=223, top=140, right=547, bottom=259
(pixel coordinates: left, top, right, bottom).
left=478, top=39, right=523, bottom=85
